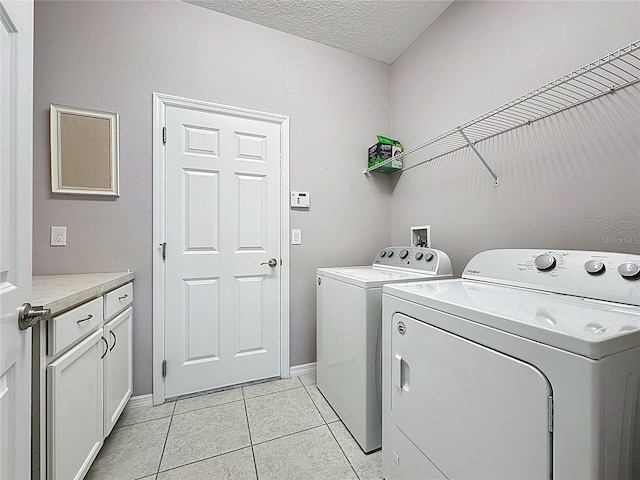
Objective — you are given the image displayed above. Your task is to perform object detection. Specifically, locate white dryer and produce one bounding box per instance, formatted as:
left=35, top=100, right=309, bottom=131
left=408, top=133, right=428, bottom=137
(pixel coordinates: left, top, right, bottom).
left=382, top=249, right=640, bottom=480
left=317, top=246, right=453, bottom=453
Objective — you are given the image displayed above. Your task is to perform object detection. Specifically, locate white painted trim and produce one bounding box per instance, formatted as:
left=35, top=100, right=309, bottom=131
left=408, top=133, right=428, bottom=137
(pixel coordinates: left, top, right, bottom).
left=152, top=93, right=167, bottom=407
left=280, top=117, right=291, bottom=380
left=289, top=362, right=316, bottom=377
left=151, top=92, right=291, bottom=406
left=126, top=394, right=153, bottom=409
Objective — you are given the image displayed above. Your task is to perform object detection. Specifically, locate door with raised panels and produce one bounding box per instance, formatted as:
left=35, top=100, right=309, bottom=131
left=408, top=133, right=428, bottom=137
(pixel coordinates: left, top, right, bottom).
left=47, top=329, right=104, bottom=480
left=0, top=1, right=33, bottom=478
left=163, top=104, right=282, bottom=397
left=103, top=307, right=133, bottom=436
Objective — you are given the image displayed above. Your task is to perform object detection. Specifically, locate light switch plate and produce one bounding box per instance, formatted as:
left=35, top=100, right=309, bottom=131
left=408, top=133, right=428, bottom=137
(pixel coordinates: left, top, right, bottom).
left=292, top=229, right=302, bottom=245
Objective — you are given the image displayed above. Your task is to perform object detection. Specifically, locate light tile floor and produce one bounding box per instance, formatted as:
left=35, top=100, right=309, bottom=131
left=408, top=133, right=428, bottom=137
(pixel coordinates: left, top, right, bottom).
left=86, top=374, right=382, bottom=480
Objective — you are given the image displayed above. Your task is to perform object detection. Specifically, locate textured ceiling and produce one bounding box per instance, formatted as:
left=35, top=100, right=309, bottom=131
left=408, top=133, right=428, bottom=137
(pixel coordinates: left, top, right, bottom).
left=184, top=0, right=453, bottom=64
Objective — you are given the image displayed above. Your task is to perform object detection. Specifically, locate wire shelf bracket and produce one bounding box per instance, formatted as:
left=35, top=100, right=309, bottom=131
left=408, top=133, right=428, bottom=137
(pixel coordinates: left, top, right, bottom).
left=457, top=127, right=498, bottom=186
left=364, top=40, right=640, bottom=186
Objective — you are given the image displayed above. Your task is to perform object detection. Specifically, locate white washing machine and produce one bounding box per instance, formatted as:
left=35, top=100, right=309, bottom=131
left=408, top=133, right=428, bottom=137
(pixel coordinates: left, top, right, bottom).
left=382, top=249, right=640, bottom=480
left=317, top=246, right=452, bottom=453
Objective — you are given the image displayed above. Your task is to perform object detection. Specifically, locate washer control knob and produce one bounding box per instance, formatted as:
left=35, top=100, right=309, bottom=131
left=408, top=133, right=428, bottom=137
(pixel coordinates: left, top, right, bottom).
left=380, top=250, right=387, bottom=258
left=399, top=249, right=409, bottom=259
left=387, top=250, right=394, bottom=258
left=584, top=260, right=605, bottom=275
left=424, top=252, right=434, bottom=262
left=618, top=262, right=640, bottom=279
left=534, top=254, right=556, bottom=271
left=415, top=252, right=424, bottom=260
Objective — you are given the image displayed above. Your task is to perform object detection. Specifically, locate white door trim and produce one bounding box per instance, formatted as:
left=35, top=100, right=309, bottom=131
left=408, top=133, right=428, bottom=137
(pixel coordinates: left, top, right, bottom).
left=151, top=92, right=290, bottom=406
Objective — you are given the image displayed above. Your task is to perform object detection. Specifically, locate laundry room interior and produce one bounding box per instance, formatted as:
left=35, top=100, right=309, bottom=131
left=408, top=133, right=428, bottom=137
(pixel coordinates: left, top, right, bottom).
left=7, top=0, right=640, bottom=479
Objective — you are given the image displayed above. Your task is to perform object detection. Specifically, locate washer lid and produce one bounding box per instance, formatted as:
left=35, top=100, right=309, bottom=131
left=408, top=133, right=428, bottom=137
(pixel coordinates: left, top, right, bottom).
left=384, top=279, right=640, bottom=359
left=317, top=266, right=450, bottom=288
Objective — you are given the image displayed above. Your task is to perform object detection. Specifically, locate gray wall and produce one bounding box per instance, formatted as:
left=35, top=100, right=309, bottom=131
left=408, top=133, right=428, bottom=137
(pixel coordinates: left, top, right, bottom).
left=33, top=1, right=393, bottom=395
left=389, top=1, right=640, bottom=275
left=33, top=0, right=640, bottom=397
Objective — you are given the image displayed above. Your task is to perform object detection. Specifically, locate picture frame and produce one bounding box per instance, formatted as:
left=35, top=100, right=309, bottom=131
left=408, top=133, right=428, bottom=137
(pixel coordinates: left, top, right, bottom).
left=50, top=104, right=120, bottom=196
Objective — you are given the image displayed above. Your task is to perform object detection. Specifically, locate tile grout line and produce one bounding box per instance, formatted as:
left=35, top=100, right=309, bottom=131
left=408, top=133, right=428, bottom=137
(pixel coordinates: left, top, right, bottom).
left=304, top=382, right=340, bottom=425
left=244, top=380, right=325, bottom=447
left=326, top=422, right=362, bottom=480
left=305, top=384, right=363, bottom=480
left=250, top=423, right=328, bottom=448
left=155, top=393, right=254, bottom=476
left=151, top=445, right=253, bottom=477
left=115, top=413, right=174, bottom=430
left=172, top=397, right=244, bottom=417
left=242, top=378, right=304, bottom=400
left=303, top=383, right=329, bottom=425
left=242, top=386, right=261, bottom=480
left=145, top=379, right=308, bottom=479
left=154, top=401, right=177, bottom=478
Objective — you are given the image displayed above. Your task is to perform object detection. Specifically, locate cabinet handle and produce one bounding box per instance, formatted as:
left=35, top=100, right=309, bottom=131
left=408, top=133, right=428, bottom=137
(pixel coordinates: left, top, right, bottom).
left=118, top=294, right=128, bottom=301
left=109, top=330, right=117, bottom=351
left=76, top=314, right=93, bottom=324
left=101, top=336, right=109, bottom=359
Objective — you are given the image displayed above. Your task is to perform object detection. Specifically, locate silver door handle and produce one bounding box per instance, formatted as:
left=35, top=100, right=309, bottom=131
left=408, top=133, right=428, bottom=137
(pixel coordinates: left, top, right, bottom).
left=260, top=258, right=278, bottom=267
left=18, top=303, right=52, bottom=330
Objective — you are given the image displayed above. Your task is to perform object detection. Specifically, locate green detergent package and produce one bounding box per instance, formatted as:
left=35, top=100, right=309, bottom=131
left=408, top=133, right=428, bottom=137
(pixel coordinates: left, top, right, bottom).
left=368, top=135, right=403, bottom=172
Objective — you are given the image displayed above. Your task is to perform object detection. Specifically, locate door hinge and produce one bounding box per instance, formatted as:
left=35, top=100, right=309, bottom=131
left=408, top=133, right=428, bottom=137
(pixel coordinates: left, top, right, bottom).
left=160, top=242, right=167, bottom=260
left=162, top=126, right=166, bottom=145
left=547, top=395, right=554, bottom=432
left=162, top=360, right=167, bottom=378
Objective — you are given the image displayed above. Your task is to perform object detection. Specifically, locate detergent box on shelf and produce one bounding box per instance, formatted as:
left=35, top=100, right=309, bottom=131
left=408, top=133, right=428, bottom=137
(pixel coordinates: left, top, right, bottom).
left=368, top=135, right=403, bottom=173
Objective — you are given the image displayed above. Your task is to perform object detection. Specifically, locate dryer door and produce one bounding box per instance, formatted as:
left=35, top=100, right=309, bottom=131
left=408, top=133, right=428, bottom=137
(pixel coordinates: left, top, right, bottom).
left=391, top=312, right=552, bottom=480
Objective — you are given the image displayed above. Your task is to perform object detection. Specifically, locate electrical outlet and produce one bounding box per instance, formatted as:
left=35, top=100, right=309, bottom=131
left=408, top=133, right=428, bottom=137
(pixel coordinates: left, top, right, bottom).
left=51, top=226, right=67, bottom=246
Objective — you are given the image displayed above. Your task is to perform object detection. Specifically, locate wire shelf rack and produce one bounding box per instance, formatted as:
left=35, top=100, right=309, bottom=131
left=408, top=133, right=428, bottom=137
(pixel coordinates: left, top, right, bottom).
left=365, top=40, right=640, bottom=185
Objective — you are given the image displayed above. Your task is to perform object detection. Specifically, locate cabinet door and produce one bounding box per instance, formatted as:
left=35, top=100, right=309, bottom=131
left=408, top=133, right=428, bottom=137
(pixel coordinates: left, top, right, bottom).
left=48, top=329, right=105, bottom=480
left=104, top=307, right=133, bottom=436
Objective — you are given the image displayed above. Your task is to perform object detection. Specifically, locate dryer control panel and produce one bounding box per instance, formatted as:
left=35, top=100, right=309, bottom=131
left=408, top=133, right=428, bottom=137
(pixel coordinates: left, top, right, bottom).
left=373, top=246, right=452, bottom=275
left=463, top=249, right=640, bottom=306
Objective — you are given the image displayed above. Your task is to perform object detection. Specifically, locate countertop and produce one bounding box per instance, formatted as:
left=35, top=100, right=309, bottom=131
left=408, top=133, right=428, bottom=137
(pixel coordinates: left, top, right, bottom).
left=32, top=272, right=135, bottom=316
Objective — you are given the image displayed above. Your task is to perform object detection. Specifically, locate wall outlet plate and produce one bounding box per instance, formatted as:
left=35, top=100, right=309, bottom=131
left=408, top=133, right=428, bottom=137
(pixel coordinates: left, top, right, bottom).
left=51, top=226, right=67, bottom=246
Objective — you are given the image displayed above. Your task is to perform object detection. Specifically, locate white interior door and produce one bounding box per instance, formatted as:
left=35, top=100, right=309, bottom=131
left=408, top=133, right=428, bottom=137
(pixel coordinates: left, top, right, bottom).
left=161, top=100, right=285, bottom=397
left=0, top=1, right=33, bottom=478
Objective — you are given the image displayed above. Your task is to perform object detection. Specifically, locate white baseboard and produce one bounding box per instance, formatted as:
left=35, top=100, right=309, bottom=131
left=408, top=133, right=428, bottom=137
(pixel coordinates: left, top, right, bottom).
left=289, top=362, right=316, bottom=377
left=126, top=394, right=153, bottom=409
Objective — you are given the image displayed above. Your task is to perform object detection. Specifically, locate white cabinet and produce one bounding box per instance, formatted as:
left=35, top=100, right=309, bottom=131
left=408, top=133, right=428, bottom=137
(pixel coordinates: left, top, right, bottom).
left=48, top=297, right=103, bottom=356
left=47, top=329, right=104, bottom=480
left=103, top=307, right=133, bottom=437
left=35, top=276, right=134, bottom=480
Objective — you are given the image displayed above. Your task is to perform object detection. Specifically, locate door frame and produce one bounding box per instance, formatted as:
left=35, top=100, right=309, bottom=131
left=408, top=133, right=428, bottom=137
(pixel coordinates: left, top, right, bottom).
left=151, top=92, right=290, bottom=405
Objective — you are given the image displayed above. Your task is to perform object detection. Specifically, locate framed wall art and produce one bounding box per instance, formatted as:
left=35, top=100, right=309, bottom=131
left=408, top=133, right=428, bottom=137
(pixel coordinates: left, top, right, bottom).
left=50, top=104, right=119, bottom=196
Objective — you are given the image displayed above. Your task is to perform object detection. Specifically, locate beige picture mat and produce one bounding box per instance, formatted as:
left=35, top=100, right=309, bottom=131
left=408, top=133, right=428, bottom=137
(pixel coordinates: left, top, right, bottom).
left=58, top=112, right=112, bottom=189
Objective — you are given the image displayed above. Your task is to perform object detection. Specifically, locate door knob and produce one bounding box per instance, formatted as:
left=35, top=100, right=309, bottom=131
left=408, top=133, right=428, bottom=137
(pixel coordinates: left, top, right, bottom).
left=260, top=258, right=278, bottom=267
left=18, top=303, right=51, bottom=330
